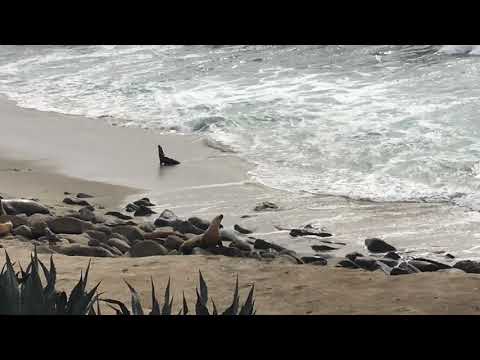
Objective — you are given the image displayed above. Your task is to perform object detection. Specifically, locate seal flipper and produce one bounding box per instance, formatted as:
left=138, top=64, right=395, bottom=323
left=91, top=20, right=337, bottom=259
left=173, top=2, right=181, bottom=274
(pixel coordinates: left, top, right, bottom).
left=158, top=145, right=180, bottom=166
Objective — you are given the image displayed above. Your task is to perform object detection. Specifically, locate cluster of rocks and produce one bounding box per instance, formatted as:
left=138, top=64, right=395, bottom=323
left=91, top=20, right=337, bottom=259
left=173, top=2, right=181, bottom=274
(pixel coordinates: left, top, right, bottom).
left=2, top=196, right=480, bottom=276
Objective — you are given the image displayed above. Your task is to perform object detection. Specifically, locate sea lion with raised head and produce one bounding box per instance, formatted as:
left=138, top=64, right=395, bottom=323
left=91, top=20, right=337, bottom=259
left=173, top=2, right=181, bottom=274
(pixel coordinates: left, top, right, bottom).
left=158, top=145, right=180, bottom=166
left=179, top=214, right=223, bottom=254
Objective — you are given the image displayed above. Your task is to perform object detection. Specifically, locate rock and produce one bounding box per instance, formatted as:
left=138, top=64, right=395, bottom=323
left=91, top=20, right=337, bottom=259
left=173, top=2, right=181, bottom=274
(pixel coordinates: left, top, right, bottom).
left=0, top=214, right=28, bottom=228
left=154, top=217, right=204, bottom=235
left=229, top=238, right=252, bottom=251
left=125, top=203, right=139, bottom=213
left=254, top=201, right=279, bottom=211
left=98, top=243, right=122, bottom=256
left=301, top=256, right=328, bottom=264
left=77, top=193, right=94, bottom=198
left=74, top=207, right=96, bottom=222
left=133, top=198, right=155, bottom=207
left=377, top=258, right=399, bottom=267
left=445, top=253, right=455, bottom=259
left=336, top=259, right=359, bottom=269
left=234, top=224, right=253, bottom=234
left=191, top=247, right=213, bottom=256
left=310, top=259, right=328, bottom=266
left=13, top=225, right=33, bottom=238
left=111, top=225, right=144, bottom=242
left=134, top=205, right=157, bottom=217
left=390, top=267, right=411, bottom=276
left=52, top=244, right=114, bottom=257
left=412, top=258, right=451, bottom=270
left=63, top=197, right=93, bottom=208
left=86, top=230, right=108, bottom=243
left=27, top=214, right=54, bottom=238
left=252, top=238, right=286, bottom=252
left=105, top=238, right=131, bottom=253
left=210, top=246, right=244, bottom=257
left=354, top=257, right=380, bottom=271
left=365, top=238, right=396, bottom=253
left=139, top=222, right=155, bottom=233
left=105, top=220, right=138, bottom=227
left=164, top=235, right=185, bottom=250
left=290, top=228, right=333, bottom=238
left=453, top=260, right=480, bottom=274
left=188, top=217, right=210, bottom=231
left=345, top=252, right=364, bottom=261
left=93, top=224, right=113, bottom=236
left=130, top=241, right=168, bottom=257
left=62, top=234, right=92, bottom=246
left=47, top=217, right=93, bottom=234
left=398, top=261, right=420, bottom=273
left=384, top=251, right=401, bottom=260
left=105, top=211, right=133, bottom=220
left=311, top=244, right=338, bottom=252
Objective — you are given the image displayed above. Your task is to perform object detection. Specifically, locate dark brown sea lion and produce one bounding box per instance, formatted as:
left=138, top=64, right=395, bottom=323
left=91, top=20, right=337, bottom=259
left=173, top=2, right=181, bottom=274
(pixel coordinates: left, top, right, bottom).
left=158, top=145, right=180, bottom=166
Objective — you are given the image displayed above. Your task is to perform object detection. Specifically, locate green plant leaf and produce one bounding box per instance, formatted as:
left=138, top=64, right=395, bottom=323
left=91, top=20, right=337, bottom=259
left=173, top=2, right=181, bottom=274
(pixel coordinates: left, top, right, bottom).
left=198, top=270, right=208, bottom=306
left=239, top=284, right=255, bottom=315
left=149, top=277, right=160, bottom=315
left=124, top=280, right=144, bottom=315
left=195, top=288, right=209, bottom=315
left=223, top=275, right=239, bottom=315
left=101, top=298, right=131, bottom=315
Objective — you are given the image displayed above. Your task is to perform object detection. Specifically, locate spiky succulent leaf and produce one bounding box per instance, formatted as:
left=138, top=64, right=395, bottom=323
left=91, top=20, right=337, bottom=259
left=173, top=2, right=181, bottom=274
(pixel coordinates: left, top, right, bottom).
left=124, top=280, right=144, bottom=315
left=239, top=284, right=255, bottom=315
left=195, top=288, right=210, bottom=315
left=101, top=298, right=131, bottom=315
left=161, top=278, right=173, bottom=315
left=0, top=251, right=20, bottom=314
left=182, top=291, right=189, bottom=315
left=149, top=278, right=160, bottom=315
left=198, top=271, right=208, bottom=306
left=211, top=298, right=218, bottom=315
left=223, top=275, right=239, bottom=315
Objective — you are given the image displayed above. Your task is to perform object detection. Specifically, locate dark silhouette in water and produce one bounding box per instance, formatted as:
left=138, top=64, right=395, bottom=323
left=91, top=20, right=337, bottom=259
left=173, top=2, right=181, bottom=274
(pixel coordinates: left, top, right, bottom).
left=158, top=145, right=180, bottom=166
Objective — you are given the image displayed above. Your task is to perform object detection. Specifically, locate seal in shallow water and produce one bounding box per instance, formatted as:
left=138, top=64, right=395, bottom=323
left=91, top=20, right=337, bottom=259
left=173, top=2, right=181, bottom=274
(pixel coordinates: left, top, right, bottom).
left=179, top=214, right=223, bottom=254
left=158, top=145, right=180, bottom=166
left=0, top=198, right=50, bottom=216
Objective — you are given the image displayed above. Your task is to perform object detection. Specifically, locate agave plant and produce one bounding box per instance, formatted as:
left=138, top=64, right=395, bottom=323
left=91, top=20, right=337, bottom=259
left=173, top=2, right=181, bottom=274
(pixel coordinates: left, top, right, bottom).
left=0, top=248, right=100, bottom=315
left=102, top=271, right=256, bottom=315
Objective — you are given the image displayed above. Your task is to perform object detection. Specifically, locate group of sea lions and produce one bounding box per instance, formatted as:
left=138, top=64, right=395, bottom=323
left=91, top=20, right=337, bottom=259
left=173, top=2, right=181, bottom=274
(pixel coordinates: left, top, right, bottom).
left=0, top=198, right=51, bottom=236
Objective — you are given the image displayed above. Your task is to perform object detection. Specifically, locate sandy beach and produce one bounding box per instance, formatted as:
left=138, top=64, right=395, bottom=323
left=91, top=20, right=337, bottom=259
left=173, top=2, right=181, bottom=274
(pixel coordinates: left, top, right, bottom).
left=2, top=96, right=480, bottom=314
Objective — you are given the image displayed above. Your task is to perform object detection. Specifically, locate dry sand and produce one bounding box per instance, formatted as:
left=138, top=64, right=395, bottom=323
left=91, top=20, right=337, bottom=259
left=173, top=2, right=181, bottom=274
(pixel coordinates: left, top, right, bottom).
left=2, top=97, right=480, bottom=314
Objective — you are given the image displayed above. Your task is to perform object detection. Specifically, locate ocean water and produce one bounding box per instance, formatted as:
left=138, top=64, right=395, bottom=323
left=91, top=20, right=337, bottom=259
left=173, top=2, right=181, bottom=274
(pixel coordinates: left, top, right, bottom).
left=1, top=45, right=480, bottom=208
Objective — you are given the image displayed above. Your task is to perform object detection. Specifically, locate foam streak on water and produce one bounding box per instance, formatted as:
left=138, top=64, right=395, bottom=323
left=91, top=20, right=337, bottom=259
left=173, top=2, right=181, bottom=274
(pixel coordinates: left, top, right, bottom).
left=1, top=45, right=480, bottom=208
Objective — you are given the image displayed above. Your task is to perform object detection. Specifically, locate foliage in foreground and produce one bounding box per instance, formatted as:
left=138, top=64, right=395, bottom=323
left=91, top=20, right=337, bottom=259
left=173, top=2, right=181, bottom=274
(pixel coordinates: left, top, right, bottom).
left=0, top=249, right=256, bottom=315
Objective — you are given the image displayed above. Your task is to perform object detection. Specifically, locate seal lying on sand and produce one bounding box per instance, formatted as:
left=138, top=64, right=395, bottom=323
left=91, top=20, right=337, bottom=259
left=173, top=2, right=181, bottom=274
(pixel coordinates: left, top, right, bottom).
left=0, top=221, right=13, bottom=236
left=179, top=214, right=223, bottom=254
left=158, top=145, right=180, bottom=166
left=0, top=198, right=50, bottom=216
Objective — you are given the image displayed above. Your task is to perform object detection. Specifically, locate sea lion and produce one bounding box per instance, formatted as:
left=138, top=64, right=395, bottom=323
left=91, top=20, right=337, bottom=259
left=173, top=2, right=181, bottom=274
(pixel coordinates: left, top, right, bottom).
left=179, top=214, right=223, bottom=254
left=0, top=198, right=50, bottom=216
left=0, top=221, right=13, bottom=237
left=158, top=145, right=180, bottom=166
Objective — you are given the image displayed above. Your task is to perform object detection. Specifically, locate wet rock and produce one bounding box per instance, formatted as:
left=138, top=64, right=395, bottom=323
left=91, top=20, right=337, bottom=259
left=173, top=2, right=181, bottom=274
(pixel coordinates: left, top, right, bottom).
left=63, top=197, right=93, bottom=208
left=139, top=222, right=156, bottom=233
left=77, top=193, right=94, bottom=198
left=290, top=228, right=332, bottom=238
left=445, top=253, right=455, bottom=259
left=111, top=225, right=144, bottom=242
left=86, top=230, right=108, bottom=243
left=13, top=225, right=33, bottom=238
left=229, top=238, right=252, bottom=251
left=52, top=244, right=114, bottom=257
left=301, top=255, right=328, bottom=264
left=310, top=259, right=328, bottom=266
left=26, top=214, right=54, bottom=238
left=125, top=203, right=139, bottom=213
left=365, top=238, right=396, bottom=253
left=398, top=261, right=420, bottom=273
left=74, top=207, right=96, bottom=222
left=164, top=235, right=185, bottom=250
left=254, top=201, right=279, bottom=211
left=354, top=257, right=380, bottom=271
left=453, top=260, right=480, bottom=274
left=130, top=240, right=168, bottom=257
left=158, top=209, right=177, bottom=220
left=105, top=238, right=131, bottom=253
left=312, top=244, right=338, bottom=252
left=234, top=224, right=253, bottom=234
left=134, top=205, right=157, bottom=217
left=188, top=217, right=210, bottom=231
left=412, top=258, right=451, bottom=270
left=47, top=217, right=93, bottom=234
left=345, top=252, right=364, bottom=261
left=377, top=258, right=399, bottom=268
left=336, top=259, right=359, bottom=269
left=133, top=198, right=155, bottom=207
left=384, top=251, right=401, bottom=260
left=105, top=211, right=133, bottom=220
left=191, top=247, right=213, bottom=256
left=390, top=267, right=411, bottom=276
left=407, top=260, right=440, bottom=272
left=252, top=238, right=286, bottom=252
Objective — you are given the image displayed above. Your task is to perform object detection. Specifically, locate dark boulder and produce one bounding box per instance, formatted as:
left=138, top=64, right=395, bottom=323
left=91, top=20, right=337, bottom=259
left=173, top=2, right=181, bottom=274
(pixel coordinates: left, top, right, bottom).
left=312, top=244, right=338, bottom=252
left=188, top=217, right=210, bottom=231
left=234, top=224, right=253, bottom=234
left=105, top=211, right=133, bottom=220
left=134, top=205, right=157, bottom=217
left=336, top=259, right=359, bottom=269
left=111, top=225, right=144, bottom=242
left=345, top=252, right=364, bottom=261
left=384, top=251, right=401, bottom=260
left=133, top=197, right=155, bottom=207
left=354, top=257, right=380, bottom=271
left=129, top=240, right=168, bottom=257
left=412, top=258, right=451, bottom=270
left=453, top=260, right=480, bottom=274
left=290, top=228, right=332, bottom=238
left=365, top=238, right=396, bottom=253
left=63, top=197, right=92, bottom=208
left=125, top=203, right=139, bottom=213
left=76, top=193, right=94, bottom=198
